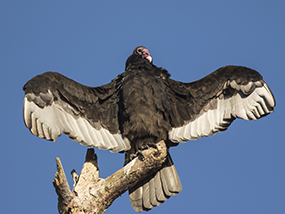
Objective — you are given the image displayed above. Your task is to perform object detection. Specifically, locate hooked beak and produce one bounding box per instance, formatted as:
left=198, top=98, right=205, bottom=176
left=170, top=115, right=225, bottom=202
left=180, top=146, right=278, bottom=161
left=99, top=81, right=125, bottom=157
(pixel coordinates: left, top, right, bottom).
left=146, top=55, right=152, bottom=63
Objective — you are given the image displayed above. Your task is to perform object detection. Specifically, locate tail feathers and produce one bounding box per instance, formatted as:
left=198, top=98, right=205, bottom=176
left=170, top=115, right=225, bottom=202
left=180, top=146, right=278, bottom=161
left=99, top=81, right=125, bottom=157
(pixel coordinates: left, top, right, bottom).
left=129, top=154, right=182, bottom=212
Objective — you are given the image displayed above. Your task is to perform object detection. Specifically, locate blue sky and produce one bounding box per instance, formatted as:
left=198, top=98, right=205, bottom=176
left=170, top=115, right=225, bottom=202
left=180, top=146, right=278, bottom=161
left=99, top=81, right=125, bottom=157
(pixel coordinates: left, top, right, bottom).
left=1, top=1, right=284, bottom=213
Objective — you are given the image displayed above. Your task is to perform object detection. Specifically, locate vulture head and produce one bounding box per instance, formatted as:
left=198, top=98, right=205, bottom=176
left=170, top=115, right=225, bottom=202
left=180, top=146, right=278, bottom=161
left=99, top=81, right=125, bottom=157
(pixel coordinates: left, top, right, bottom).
left=133, top=46, right=152, bottom=63
left=125, top=46, right=152, bottom=69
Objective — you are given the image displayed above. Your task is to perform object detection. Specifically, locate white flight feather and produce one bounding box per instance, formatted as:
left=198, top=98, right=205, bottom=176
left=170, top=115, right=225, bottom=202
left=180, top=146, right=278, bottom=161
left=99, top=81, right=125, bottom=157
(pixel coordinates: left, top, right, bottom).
left=23, top=96, right=130, bottom=152
left=169, top=83, right=274, bottom=143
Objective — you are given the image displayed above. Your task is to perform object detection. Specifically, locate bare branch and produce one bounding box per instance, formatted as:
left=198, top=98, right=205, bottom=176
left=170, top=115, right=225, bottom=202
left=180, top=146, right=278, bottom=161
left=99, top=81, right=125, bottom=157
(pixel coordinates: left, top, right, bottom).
left=53, top=140, right=168, bottom=214
left=53, top=157, right=75, bottom=214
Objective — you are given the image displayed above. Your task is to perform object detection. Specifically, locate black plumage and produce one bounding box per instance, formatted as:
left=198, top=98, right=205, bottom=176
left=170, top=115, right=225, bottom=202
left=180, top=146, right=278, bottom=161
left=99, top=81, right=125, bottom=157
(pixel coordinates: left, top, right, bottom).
left=23, top=46, right=275, bottom=212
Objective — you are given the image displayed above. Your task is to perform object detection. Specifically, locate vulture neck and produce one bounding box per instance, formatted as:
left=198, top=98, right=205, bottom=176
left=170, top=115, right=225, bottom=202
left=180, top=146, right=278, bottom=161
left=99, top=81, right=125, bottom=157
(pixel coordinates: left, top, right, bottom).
left=125, top=54, right=170, bottom=79
left=125, top=54, right=152, bottom=70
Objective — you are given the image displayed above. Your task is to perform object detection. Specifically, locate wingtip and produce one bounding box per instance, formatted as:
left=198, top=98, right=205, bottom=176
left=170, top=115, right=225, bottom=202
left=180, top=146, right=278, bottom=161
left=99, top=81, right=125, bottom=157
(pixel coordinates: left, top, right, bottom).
left=263, top=83, right=276, bottom=108
left=23, top=96, right=31, bottom=129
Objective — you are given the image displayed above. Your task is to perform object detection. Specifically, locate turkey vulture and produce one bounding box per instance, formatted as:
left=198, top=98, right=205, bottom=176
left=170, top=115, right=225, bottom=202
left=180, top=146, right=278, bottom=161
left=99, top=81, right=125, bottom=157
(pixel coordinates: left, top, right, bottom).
left=23, top=46, right=275, bottom=212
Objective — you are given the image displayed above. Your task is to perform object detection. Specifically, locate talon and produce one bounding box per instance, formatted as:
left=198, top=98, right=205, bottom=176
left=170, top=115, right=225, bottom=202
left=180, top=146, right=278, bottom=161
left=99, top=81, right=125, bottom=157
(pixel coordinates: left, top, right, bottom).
left=129, top=153, right=137, bottom=160
left=137, top=141, right=158, bottom=151
left=137, top=151, right=145, bottom=161
left=149, top=144, right=158, bottom=150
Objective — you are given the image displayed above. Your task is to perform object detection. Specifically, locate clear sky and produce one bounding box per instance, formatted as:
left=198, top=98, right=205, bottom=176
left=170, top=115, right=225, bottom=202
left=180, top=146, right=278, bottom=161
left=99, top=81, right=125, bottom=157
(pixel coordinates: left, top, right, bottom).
left=1, top=1, right=284, bottom=213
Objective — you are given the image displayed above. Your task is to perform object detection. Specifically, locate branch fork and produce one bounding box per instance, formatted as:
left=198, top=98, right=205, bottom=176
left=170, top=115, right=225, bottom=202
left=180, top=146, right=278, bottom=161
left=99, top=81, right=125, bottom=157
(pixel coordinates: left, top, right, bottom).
left=53, top=140, right=167, bottom=214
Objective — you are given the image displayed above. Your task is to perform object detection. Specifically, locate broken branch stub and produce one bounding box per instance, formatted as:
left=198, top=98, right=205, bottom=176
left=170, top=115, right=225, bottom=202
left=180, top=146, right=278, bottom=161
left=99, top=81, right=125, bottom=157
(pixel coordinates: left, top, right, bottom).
left=53, top=140, right=167, bottom=214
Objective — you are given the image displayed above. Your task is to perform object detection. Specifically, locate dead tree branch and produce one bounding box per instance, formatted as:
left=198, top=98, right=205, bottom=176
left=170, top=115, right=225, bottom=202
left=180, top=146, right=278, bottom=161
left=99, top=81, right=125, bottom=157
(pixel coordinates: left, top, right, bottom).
left=52, top=140, right=168, bottom=214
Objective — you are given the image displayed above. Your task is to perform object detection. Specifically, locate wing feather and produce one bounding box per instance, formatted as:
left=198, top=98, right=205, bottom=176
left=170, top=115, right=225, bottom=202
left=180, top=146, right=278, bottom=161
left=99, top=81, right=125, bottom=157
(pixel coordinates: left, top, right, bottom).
left=23, top=72, right=131, bottom=152
left=168, top=66, right=275, bottom=143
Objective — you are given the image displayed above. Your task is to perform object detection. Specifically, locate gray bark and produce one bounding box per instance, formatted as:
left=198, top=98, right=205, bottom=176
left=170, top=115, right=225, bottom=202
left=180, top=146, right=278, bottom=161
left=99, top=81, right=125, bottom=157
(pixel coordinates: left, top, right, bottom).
left=53, top=140, right=167, bottom=214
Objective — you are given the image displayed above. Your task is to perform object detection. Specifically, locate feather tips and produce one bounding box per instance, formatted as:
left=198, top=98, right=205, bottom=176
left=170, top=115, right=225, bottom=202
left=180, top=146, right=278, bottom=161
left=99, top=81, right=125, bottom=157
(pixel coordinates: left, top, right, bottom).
left=169, top=79, right=275, bottom=143
left=23, top=95, right=131, bottom=152
left=23, top=71, right=131, bottom=152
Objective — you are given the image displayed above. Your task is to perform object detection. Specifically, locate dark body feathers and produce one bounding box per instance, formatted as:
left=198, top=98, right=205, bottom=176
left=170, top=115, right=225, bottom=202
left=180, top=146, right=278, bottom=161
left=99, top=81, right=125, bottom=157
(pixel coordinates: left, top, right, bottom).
left=122, top=55, right=173, bottom=146
left=23, top=47, right=275, bottom=212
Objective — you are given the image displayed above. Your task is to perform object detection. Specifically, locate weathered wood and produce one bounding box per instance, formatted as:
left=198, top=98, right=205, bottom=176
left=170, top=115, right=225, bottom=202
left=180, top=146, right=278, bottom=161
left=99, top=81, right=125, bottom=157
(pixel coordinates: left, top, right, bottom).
left=53, top=158, right=75, bottom=214
left=53, top=140, right=167, bottom=214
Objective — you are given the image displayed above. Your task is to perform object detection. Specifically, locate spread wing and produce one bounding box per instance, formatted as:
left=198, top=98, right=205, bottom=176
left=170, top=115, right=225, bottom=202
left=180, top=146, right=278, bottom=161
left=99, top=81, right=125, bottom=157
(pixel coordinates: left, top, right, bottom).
left=167, top=65, right=276, bottom=142
left=23, top=72, right=131, bottom=152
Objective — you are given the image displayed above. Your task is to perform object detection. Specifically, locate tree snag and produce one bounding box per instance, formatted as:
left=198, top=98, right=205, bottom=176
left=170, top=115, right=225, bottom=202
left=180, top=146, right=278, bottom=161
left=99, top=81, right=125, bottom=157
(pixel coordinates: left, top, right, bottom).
left=52, top=140, right=168, bottom=214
